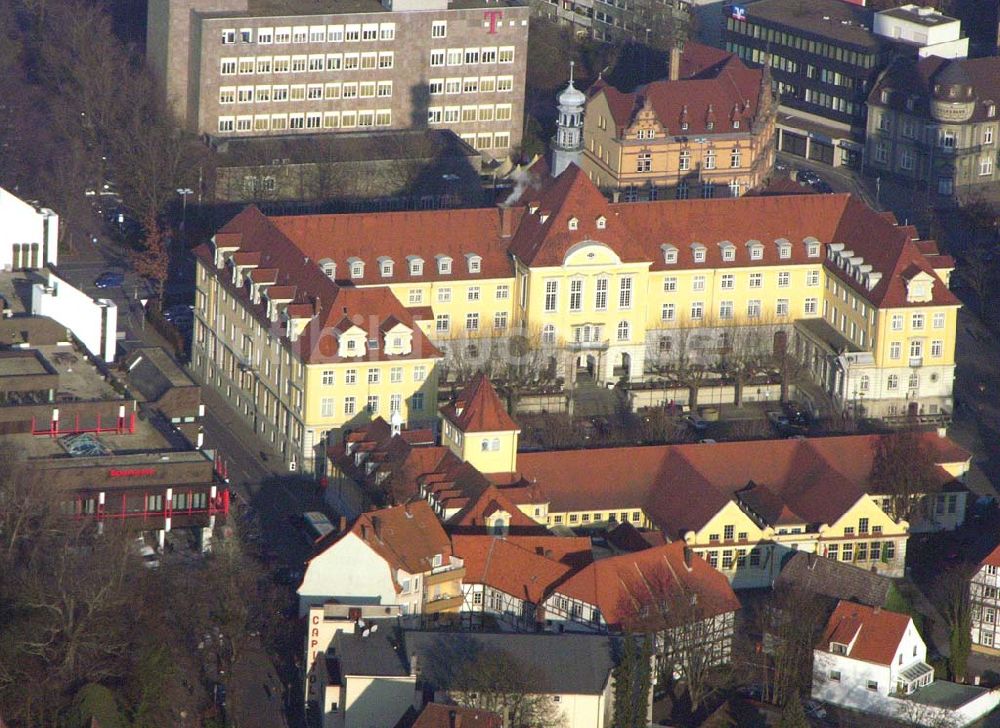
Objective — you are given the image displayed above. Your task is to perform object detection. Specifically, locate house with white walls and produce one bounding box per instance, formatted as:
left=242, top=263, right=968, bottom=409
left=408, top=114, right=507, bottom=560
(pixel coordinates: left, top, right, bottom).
left=297, top=501, right=464, bottom=618
left=812, top=600, right=1000, bottom=726
left=0, top=188, right=58, bottom=270
left=971, top=543, right=1000, bottom=654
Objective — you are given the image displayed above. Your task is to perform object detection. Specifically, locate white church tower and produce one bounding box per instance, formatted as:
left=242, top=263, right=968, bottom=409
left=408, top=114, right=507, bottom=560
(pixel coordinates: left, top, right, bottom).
left=552, top=62, right=585, bottom=177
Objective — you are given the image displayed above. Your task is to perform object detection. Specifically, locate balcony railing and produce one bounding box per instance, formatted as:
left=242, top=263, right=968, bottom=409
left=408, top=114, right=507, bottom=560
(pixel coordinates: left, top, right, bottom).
left=425, top=566, right=466, bottom=587
left=909, top=356, right=923, bottom=368
left=568, top=338, right=609, bottom=351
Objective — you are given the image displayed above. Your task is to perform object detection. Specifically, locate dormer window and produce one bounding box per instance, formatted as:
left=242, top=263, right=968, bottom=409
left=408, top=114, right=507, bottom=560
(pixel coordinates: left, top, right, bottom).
left=568, top=217, right=578, bottom=231
left=368, top=338, right=379, bottom=350
left=681, top=122, right=689, bottom=131
left=348, top=257, right=364, bottom=279
left=880, top=89, right=890, bottom=104
left=804, top=237, right=821, bottom=258
left=436, top=255, right=452, bottom=275
left=661, top=244, right=678, bottom=264
left=746, top=240, right=763, bottom=261
left=408, top=256, right=424, bottom=276
left=691, top=243, right=706, bottom=263
left=706, top=121, right=714, bottom=130
left=733, top=120, right=740, bottom=129
left=465, top=253, right=482, bottom=274
left=346, top=339, right=357, bottom=352
left=719, top=241, right=735, bottom=262
left=990, top=104, right=997, bottom=118
left=776, top=238, right=792, bottom=260
left=596, top=216, right=606, bottom=229
left=319, top=259, right=336, bottom=279
left=831, top=642, right=848, bottom=656
left=378, top=257, right=394, bottom=277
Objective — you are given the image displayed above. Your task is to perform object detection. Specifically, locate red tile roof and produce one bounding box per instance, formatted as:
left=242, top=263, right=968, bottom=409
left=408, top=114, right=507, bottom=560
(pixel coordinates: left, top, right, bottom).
left=406, top=703, right=501, bottom=728
left=516, top=433, right=969, bottom=539
left=980, top=544, right=1000, bottom=570
left=819, top=600, right=913, bottom=666
left=588, top=51, right=766, bottom=137
left=312, top=501, right=452, bottom=579
left=553, top=542, right=739, bottom=630
left=194, top=207, right=441, bottom=364
left=449, top=484, right=546, bottom=532
left=440, top=373, right=519, bottom=433
left=452, top=535, right=575, bottom=604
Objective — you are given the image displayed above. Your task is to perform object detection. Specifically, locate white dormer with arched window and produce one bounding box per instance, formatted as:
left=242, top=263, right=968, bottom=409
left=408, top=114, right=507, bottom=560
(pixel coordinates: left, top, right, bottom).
left=407, top=256, right=424, bottom=276
left=905, top=270, right=935, bottom=303
left=378, top=256, right=394, bottom=278
left=382, top=320, right=413, bottom=355
left=347, top=257, right=365, bottom=279
left=804, top=236, right=821, bottom=258
left=568, top=216, right=579, bottom=231
left=661, top=244, right=678, bottom=264
left=596, top=216, right=606, bottom=229
left=436, top=254, right=452, bottom=275
left=336, top=325, right=367, bottom=358
left=718, top=240, right=736, bottom=262
left=465, top=253, right=482, bottom=274
left=746, top=239, right=764, bottom=260
left=318, top=258, right=336, bottom=279
left=691, top=242, right=707, bottom=263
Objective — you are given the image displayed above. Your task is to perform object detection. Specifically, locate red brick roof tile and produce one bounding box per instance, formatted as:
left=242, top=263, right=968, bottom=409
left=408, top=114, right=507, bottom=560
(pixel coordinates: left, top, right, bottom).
left=819, top=600, right=913, bottom=666
left=440, top=373, right=519, bottom=433
left=451, top=535, right=575, bottom=604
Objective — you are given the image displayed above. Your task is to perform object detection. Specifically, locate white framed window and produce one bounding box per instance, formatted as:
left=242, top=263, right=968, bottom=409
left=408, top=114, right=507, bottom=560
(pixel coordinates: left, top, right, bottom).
left=749, top=272, right=762, bottom=288
left=616, top=321, right=630, bottom=342
left=465, top=313, right=479, bottom=331
left=719, top=300, right=734, bottom=320
left=661, top=303, right=675, bottom=322
left=806, top=270, right=820, bottom=286
left=692, top=275, right=706, bottom=292
left=544, top=280, right=558, bottom=312
left=467, top=286, right=481, bottom=301
left=691, top=301, right=704, bottom=320
left=432, top=20, right=447, bottom=38
left=379, top=22, right=395, bottom=40
left=747, top=300, right=761, bottom=318
left=776, top=299, right=789, bottom=317
left=663, top=276, right=677, bottom=292
left=618, top=277, right=633, bottom=309
left=430, top=49, right=445, bottom=67
left=569, top=279, right=583, bottom=311
left=889, top=341, right=901, bottom=359
left=496, top=284, right=509, bottom=300
left=804, top=298, right=818, bottom=315
left=595, top=278, right=608, bottom=310
left=933, top=312, right=946, bottom=329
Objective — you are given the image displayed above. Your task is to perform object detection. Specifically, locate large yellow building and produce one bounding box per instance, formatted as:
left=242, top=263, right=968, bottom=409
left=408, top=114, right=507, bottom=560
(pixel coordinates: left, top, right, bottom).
left=580, top=44, right=777, bottom=201
left=194, top=161, right=959, bottom=471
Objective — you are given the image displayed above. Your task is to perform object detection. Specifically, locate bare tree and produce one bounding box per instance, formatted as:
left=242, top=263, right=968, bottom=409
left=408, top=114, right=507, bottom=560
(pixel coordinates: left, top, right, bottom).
left=132, top=211, right=170, bottom=306
left=448, top=649, right=567, bottom=727
left=931, top=565, right=975, bottom=683
left=645, top=319, right=717, bottom=410
left=617, top=564, right=735, bottom=712
left=869, top=430, right=941, bottom=522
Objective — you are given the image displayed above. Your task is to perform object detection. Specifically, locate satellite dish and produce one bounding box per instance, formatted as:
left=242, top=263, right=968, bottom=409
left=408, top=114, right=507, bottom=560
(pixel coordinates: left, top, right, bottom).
left=362, top=628, right=371, bottom=637
left=370, top=623, right=379, bottom=633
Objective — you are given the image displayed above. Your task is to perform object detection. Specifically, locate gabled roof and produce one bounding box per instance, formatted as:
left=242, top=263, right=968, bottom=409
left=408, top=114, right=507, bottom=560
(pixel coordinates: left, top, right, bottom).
left=980, top=543, right=1000, bottom=570
left=871, top=55, right=1000, bottom=124
left=194, top=206, right=441, bottom=364
left=396, top=703, right=501, bottom=728
left=440, top=373, right=519, bottom=433
left=775, top=551, right=893, bottom=608
left=818, top=600, right=913, bottom=666
left=553, top=542, right=739, bottom=630
left=312, top=501, right=452, bottom=577
left=448, top=484, right=546, bottom=532
left=451, top=535, right=575, bottom=604
left=588, top=48, right=765, bottom=137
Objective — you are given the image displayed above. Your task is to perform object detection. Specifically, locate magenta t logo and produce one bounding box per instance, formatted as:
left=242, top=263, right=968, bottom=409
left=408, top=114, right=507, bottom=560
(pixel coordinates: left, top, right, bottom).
left=484, top=9, right=503, bottom=33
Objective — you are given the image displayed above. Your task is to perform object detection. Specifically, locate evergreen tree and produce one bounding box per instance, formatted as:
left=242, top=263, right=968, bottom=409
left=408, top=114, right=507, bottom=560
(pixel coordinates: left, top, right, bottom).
left=613, top=635, right=652, bottom=728
left=778, top=693, right=809, bottom=728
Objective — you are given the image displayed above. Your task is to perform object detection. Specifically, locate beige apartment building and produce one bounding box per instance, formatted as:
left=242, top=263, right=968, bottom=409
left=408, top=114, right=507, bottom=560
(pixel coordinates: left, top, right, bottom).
left=147, top=0, right=529, bottom=159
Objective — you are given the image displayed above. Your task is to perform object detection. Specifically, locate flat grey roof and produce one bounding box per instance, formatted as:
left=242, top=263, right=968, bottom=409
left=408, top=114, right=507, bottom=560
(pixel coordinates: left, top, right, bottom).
left=795, top=317, right=863, bottom=354
left=878, top=6, right=957, bottom=27
left=333, top=624, right=409, bottom=677
left=0, top=351, right=52, bottom=377
left=404, top=631, right=616, bottom=695
left=745, top=0, right=882, bottom=50
left=908, top=680, right=990, bottom=710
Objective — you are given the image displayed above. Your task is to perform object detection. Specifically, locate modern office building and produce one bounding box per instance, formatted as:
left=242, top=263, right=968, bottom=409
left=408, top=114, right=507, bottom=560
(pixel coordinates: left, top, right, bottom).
left=146, top=0, right=529, bottom=159
left=724, top=0, right=891, bottom=167
left=866, top=55, right=1000, bottom=200
left=873, top=4, right=968, bottom=60
left=533, top=0, right=690, bottom=46
left=580, top=43, right=776, bottom=200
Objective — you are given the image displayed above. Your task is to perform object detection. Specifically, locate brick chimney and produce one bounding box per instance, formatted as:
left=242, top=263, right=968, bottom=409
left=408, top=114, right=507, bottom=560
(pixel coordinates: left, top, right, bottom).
left=499, top=205, right=513, bottom=238
left=669, top=45, right=681, bottom=82
left=449, top=710, right=462, bottom=728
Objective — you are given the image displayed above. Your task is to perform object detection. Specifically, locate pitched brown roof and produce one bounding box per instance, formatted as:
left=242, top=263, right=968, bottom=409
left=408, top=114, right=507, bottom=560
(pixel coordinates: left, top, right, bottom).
left=451, top=535, right=575, bottom=604
left=449, top=484, right=546, bottom=532
left=588, top=50, right=765, bottom=137
left=516, top=433, right=968, bottom=539
left=775, top=551, right=893, bottom=608
left=980, top=543, right=1000, bottom=570
left=818, top=600, right=913, bottom=666
left=440, top=373, right=519, bottom=433
left=312, top=501, right=452, bottom=578
left=553, top=542, right=739, bottom=630
left=871, top=55, right=1000, bottom=125
left=194, top=206, right=441, bottom=364
left=398, top=703, right=501, bottom=728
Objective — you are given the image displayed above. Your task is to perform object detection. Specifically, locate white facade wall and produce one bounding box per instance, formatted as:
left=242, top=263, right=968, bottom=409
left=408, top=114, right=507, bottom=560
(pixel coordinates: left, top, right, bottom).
left=298, top=533, right=399, bottom=615
left=813, top=620, right=926, bottom=711
left=31, top=269, right=117, bottom=361
left=873, top=8, right=968, bottom=59
left=339, top=675, right=416, bottom=728
left=0, top=188, right=58, bottom=270
left=971, top=564, right=1000, bottom=650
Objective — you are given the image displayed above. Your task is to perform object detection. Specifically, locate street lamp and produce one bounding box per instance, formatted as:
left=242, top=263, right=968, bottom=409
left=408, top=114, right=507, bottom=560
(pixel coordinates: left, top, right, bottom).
left=176, top=187, right=194, bottom=232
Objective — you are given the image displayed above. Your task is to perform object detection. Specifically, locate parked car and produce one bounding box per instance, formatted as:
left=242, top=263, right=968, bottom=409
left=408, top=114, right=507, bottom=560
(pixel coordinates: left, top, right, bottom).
left=683, top=413, right=709, bottom=432
left=796, top=169, right=821, bottom=185
left=94, top=271, right=124, bottom=288
left=811, top=178, right=834, bottom=193
left=134, top=538, right=160, bottom=569
left=804, top=699, right=827, bottom=719
left=781, top=401, right=811, bottom=427
left=163, top=304, right=194, bottom=330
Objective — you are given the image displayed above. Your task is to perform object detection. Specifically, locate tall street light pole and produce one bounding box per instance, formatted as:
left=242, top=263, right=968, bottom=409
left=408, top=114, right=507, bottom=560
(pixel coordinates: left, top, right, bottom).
left=177, top=188, right=194, bottom=232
